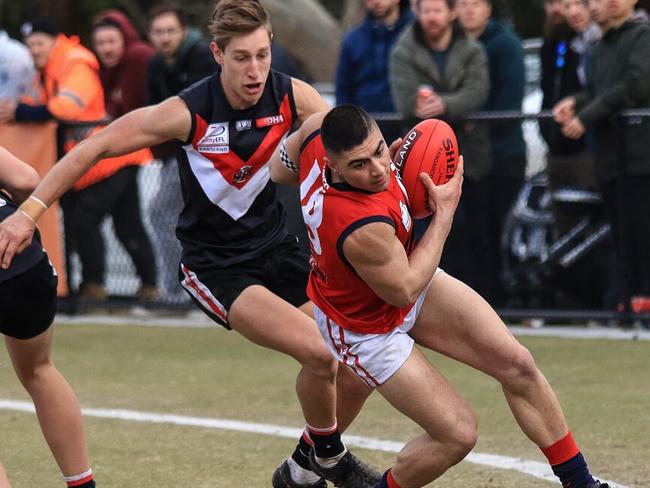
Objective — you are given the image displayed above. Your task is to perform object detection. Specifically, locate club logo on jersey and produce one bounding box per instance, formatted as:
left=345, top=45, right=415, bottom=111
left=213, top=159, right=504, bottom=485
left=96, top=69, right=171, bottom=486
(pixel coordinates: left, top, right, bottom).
left=255, top=114, right=285, bottom=128
left=400, top=200, right=412, bottom=232
left=233, top=165, right=254, bottom=184
left=235, top=119, right=252, bottom=131
left=198, top=122, right=229, bottom=154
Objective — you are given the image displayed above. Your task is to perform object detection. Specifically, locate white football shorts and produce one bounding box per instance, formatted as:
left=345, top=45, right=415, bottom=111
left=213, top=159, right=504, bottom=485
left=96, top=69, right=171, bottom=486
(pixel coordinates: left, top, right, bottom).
left=313, top=269, right=441, bottom=388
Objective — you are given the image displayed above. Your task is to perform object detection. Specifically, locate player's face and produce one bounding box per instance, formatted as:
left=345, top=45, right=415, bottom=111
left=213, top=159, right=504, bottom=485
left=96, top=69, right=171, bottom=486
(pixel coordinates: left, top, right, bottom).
left=456, top=0, right=492, bottom=35
left=149, top=12, right=186, bottom=59
left=562, top=0, right=592, bottom=32
left=418, top=0, right=456, bottom=42
left=212, top=27, right=272, bottom=110
left=25, top=33, right=56, bottom=70
left=328, top=126, right=391, bottom=193
left=93, top=26, right=125, bottom=69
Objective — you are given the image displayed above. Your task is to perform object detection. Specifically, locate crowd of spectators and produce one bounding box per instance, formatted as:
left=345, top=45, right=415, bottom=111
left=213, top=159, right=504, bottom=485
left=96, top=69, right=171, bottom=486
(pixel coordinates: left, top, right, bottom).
left=0, top=0, right=648, bottom=313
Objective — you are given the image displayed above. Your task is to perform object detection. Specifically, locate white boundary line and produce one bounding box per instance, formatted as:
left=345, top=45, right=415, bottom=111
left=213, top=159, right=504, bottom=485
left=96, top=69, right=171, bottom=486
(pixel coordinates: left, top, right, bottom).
left=0, top=399, right=632, bottom=488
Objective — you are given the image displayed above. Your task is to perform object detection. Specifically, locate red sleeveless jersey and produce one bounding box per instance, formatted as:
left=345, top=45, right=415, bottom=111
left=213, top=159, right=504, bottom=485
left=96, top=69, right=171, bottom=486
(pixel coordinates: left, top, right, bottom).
left=299, top=130, right=415, bottom=334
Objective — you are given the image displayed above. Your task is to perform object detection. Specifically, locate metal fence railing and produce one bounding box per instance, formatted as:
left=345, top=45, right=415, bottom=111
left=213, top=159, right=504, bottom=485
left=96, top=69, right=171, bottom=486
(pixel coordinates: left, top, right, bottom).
left=56, top=110, right=650, bottom=326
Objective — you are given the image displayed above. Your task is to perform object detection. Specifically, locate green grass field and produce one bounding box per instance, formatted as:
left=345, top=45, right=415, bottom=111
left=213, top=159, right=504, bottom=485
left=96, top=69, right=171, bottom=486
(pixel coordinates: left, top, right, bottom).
left=1, top=321, right=649, bottom=487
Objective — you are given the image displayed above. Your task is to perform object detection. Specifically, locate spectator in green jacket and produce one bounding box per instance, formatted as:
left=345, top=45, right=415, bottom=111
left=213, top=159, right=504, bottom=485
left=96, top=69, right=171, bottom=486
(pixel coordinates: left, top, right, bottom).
left=389, top=0, right=491, bottom=296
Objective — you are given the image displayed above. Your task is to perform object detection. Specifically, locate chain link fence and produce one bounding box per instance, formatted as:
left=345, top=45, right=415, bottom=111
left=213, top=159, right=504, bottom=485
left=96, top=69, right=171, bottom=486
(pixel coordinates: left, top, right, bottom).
left=58, top=110, right=650, bottom=326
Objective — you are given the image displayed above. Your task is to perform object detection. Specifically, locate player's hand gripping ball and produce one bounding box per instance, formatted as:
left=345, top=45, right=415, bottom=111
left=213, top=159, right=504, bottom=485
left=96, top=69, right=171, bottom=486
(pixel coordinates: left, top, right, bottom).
left=393, top=119, right=459, bottom=218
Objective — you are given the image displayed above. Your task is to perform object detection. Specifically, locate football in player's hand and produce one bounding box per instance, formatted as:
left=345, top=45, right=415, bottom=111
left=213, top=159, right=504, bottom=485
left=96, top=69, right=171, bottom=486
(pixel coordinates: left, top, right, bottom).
left=393, top=119, right=459, bottom=218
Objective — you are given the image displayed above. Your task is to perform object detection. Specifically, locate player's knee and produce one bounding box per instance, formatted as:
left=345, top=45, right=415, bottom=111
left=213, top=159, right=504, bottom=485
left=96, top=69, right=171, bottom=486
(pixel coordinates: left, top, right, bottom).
left=500, top=345, right=540, bottom=388
left=14, top=360, right=52, bottom=391
left=455, top=416, right=479, bottom=456
left=300, top=346, right=338, bottom=380
left=433, top=403, right=478, bottom=459
left=450, top=406, right=478, bottom=456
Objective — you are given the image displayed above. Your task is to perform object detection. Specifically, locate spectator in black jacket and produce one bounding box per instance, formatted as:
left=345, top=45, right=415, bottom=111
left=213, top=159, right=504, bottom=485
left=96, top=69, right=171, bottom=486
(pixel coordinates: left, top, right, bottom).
left=146, top=3, right=217, bottom=302
left=541, top=0, right=601, bottom=235
left=541, top=0, right=612, bottom=309
left=554, top=0, right=650, bottom=313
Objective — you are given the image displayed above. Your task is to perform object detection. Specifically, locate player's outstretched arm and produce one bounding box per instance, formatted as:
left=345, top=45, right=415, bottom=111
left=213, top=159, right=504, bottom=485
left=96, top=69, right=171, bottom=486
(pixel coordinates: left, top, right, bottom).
left=0, top=96, right=191, bottom=269
left=342, top=157, right=463, bottom=308
left=30, top=97, right=191, bottom=209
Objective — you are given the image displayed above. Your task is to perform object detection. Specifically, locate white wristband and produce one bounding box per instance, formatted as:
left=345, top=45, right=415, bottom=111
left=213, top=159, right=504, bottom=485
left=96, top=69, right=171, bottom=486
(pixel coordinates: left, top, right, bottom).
left=18, top=208, right=37, bottom=224
left=29, top=195, right=48, bottom=210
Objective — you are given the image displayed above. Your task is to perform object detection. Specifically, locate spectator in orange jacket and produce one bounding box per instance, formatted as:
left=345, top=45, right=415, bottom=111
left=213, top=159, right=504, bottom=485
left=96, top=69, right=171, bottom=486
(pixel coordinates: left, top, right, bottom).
left=0, top=17, right=156, bottom=302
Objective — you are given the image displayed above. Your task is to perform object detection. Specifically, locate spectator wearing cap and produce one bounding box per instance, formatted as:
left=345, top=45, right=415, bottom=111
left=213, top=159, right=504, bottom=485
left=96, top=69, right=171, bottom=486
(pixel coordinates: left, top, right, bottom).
left=0, top=27, right=35, bottom=101
left=0, top=17, right=154, bottom=302
left=0, top=17, right=104, bottom=124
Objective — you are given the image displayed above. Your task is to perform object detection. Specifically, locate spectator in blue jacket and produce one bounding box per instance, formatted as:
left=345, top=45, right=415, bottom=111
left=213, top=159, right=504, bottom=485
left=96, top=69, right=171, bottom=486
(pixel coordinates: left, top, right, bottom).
left=335, top=0, right=412, bottom=114
left=457, top=0, right=526, bottom=305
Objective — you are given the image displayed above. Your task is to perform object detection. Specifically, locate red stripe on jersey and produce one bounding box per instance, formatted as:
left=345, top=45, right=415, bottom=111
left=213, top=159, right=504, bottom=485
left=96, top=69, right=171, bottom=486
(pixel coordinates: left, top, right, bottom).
left=181, top=265, right=228, bottom=322
left=192, top=114, right=210, bottom=147
left=194, top=95, right=294, bottom=190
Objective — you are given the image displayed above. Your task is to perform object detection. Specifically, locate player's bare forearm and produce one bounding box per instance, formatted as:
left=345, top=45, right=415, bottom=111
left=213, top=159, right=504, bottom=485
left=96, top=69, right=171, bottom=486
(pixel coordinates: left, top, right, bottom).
left=32, top=99, right=189, bottom=207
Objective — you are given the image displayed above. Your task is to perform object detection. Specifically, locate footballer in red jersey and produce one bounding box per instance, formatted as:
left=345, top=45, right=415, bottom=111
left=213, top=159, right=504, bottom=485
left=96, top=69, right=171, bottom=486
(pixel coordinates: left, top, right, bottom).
left=270, top=104, right=611, bottom=488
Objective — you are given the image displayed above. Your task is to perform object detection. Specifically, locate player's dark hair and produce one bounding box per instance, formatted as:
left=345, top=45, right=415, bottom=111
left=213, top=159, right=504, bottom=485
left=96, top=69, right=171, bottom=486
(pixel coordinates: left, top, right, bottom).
left=321, top=104, right=376, bottom=156
left=209, top=0, right=272, bottom=51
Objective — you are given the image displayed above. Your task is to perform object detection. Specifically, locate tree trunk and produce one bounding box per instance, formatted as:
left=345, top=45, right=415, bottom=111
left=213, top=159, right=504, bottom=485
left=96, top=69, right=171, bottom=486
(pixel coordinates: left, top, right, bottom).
left=262, top=0, right=341, bottom=82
